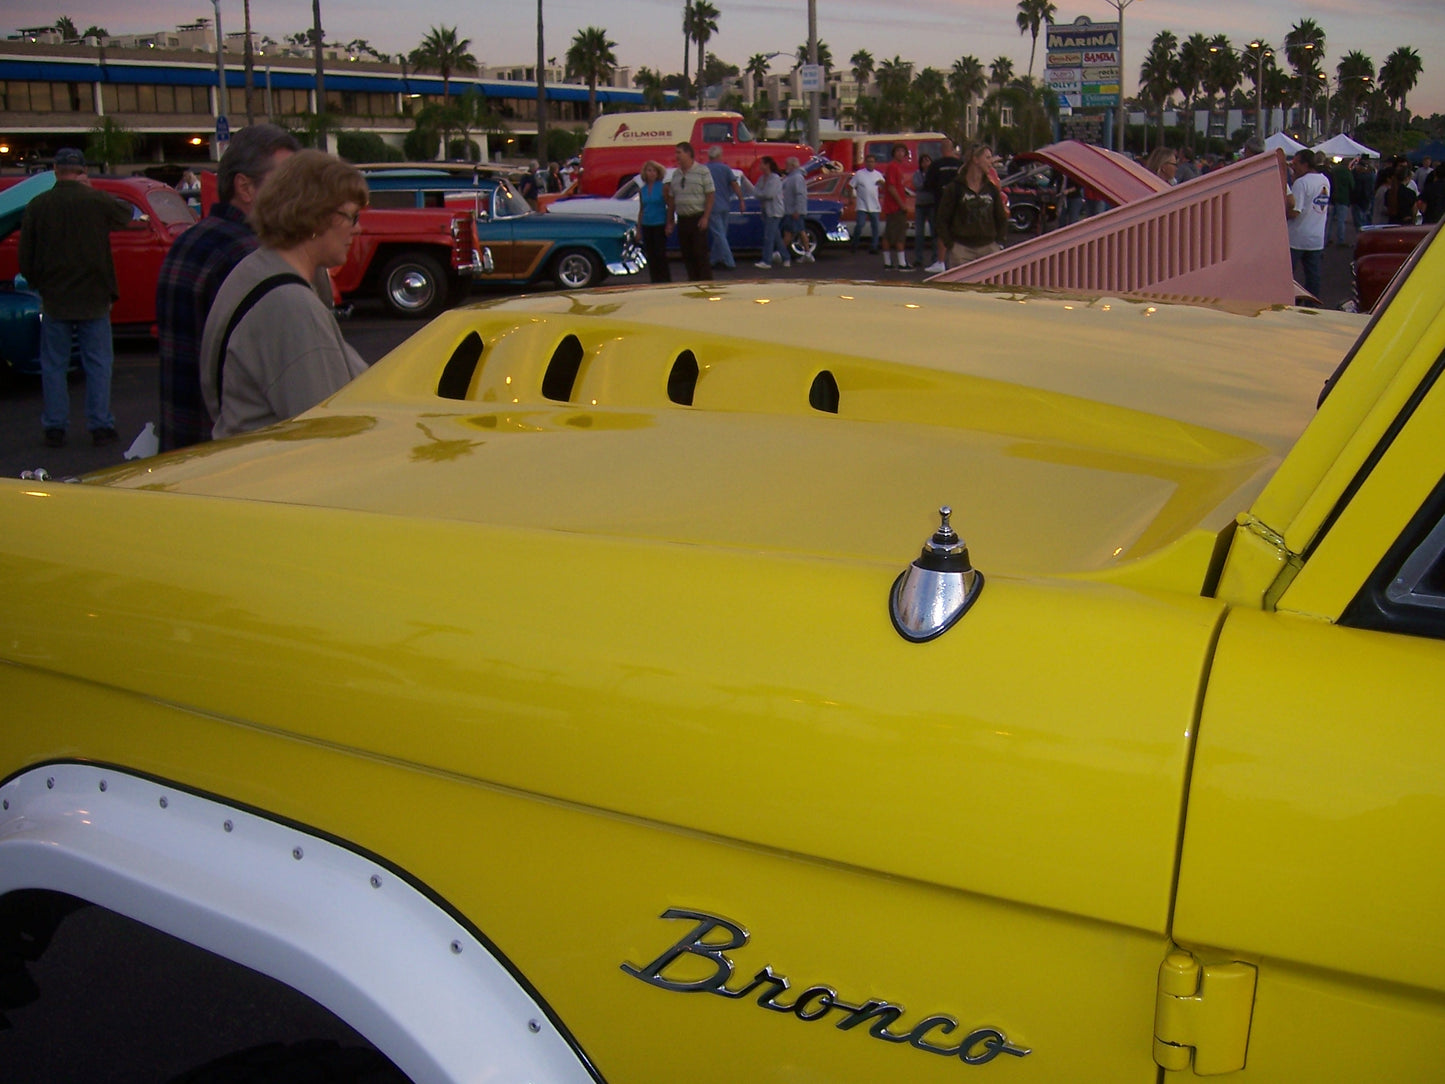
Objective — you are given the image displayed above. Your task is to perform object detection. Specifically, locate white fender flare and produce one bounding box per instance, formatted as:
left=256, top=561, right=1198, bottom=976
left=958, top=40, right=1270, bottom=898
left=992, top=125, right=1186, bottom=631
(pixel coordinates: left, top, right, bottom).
left=0, top=763, right=599, bottom=1084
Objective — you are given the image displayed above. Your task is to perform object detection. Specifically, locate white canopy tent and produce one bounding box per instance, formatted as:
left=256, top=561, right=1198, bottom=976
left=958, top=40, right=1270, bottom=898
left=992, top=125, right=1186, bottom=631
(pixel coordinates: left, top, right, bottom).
left=1264, top=132, right=1307, bottom=156
left=1313, top=133, right=1380, bottom=159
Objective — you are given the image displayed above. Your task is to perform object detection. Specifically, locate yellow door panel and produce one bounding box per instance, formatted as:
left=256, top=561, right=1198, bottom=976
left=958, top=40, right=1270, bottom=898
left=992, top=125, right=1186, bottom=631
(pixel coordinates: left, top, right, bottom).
left=1175, top=608, right=1445, bottom=1075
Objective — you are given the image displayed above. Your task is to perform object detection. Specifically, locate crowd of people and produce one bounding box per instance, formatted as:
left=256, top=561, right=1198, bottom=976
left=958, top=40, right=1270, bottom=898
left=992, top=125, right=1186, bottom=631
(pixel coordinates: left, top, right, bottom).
left=18, top=125, right=373, bottom=452
left=16, top=121, right=1443, bottom=451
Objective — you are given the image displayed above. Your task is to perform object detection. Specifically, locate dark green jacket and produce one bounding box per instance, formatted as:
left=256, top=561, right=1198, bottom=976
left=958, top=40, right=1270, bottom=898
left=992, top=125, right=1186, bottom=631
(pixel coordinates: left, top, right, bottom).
left=18, top=177, right=132, bottom=320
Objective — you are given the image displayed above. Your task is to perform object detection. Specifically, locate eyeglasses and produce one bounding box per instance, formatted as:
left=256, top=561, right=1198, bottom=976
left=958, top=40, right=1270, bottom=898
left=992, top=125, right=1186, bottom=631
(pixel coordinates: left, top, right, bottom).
left=333, top=207, right=361, bottom=226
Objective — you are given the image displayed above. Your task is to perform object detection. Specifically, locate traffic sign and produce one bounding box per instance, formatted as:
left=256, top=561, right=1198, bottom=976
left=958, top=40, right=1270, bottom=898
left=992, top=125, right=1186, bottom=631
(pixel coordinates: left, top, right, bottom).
left=215, top=115, right=230, bottom=144
left=799, top=64, right=824, bottom=93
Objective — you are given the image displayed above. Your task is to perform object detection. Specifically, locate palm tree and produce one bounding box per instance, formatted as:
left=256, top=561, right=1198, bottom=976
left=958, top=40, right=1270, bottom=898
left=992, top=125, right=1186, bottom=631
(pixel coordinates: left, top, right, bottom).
left=410, top=26, right=478, bottom=156
left=410, top=26, right=478, bottom=103
left=1379, top=46, right=1423, bottom=131
left=690, top=0, right=720, bottom=100
left=910, top=67, right=949, bottom=132
left=80, top=25, right=107, bottom=40
left=1015, top=0, right=1057, bottom=81
left=1284, top=18, right=1326, bottom=134
left=53, top=16, right=79, bottom=40
left=1335, top=51, right=1374, bottom=134
left=1203, top=35, right=1241, bottom=139
left=876, top=57, right=914, bottom=131
left=634, top=67, right=667, bottom=110
left=243, top=0, right=256, bottom=124
left=1174, top=33, right=1209, bottom=148
left=851, top=50, right=874, bottom=87
left=450, top=90, right=507, bottom=161
left=795, top=41, right=834, bottom=71
left=565, top=27, right=617, bottom=121
left=1139, top=33, right=1177, bottom=150
left=949, top=56, right=987, bottom=140
left=747, top=54, right=772, bottom=85
left=990, top=56, right=1014, bottom=90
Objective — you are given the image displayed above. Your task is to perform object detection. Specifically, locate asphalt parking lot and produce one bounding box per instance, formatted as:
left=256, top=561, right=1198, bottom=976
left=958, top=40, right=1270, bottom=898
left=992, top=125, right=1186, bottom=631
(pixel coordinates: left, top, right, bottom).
left=0, top=238, right=1361, bottom=482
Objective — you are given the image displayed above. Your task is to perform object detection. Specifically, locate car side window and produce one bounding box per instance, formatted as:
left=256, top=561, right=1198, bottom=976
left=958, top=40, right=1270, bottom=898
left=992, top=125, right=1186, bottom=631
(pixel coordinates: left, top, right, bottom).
left=1342, top=478, right=1445, bottom=639
left=701, top=122, right=734, bottom=143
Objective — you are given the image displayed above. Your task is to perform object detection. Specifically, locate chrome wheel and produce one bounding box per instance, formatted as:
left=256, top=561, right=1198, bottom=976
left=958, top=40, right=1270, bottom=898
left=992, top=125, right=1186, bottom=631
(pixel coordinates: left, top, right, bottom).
left=380, top=253, right=447, bottom=317
left=553, top=249, right=601, bottom=290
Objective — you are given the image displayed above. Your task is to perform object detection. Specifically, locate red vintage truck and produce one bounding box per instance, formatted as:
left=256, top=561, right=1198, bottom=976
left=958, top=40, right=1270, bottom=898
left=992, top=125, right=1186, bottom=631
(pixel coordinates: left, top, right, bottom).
left=579, top=111, right=814, bottom=196
left=0, top=174, right=195, bottom=331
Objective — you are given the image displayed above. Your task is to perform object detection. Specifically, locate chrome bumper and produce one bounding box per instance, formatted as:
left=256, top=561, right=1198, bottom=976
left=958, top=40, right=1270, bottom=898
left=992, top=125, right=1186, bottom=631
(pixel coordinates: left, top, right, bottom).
left=827, top=223, right=851, bottom=243
left=459, top=247, right=495, bottom=277
left=608, top=240, right=648, bottom=277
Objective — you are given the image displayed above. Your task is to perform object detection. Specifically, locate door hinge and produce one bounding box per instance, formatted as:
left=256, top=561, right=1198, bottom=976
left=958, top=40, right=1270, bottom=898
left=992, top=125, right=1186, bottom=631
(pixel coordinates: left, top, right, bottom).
left=1153, top=949, right=1257, bottom=1075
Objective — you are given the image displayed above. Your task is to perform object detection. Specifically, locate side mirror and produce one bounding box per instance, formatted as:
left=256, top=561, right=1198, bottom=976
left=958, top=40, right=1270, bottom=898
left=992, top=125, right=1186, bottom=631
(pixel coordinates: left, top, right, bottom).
left=126, top=213, right=151, bottom=230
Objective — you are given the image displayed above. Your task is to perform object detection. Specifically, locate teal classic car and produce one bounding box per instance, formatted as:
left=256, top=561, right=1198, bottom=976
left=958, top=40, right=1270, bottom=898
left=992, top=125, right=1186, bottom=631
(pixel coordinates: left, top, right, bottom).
left=362, top=168, right=646, bottom=292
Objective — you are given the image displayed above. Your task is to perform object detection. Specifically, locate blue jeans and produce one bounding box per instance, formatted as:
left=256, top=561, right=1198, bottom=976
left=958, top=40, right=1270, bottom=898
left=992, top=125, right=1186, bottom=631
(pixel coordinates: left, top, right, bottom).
left=1329, top=204, right=1352, bottom=245
left=40, top=314, right=114, bottom=432
left=913, top=203, right=935, bottom=264
left=1291, top=247, right=1323, bottom=299
left=760, top=215, right=783, bottom=265
left=852, top=211, right=880, bottom=251
left=708, top=207, right=734, bottom=268
left=1352, top=203, right=1371, bottom=230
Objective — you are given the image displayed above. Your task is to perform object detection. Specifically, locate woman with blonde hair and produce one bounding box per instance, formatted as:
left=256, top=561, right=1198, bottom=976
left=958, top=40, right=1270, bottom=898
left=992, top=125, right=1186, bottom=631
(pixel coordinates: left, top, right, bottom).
left=637, top=160, right=671, bottom=283
left=200, top=150, right=369, bottom=439
left=1145, top=146, right=1179, bottom=184
left=935, top=143, right=1008, bottom=269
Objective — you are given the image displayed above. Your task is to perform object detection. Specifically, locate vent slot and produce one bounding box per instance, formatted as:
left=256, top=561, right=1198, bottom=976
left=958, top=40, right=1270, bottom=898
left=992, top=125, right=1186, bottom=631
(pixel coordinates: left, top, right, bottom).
left=541, top=335, right=585, bottom=402
left=809, top=370, right=840, bottom=414
left=668, top=351, right=700, bottom=405
left=436, top=332, right=484, bottom=400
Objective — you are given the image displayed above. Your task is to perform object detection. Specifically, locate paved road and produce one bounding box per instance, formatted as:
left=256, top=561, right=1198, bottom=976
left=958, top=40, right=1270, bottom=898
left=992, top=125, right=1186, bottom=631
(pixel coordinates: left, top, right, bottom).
left=0, top=238, right=1360, bottom=482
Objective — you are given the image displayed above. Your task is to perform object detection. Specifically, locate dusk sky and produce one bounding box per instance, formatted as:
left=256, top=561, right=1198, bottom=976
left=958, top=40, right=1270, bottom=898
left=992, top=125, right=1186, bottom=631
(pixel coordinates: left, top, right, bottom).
left=10, top=0, right=1442, bottom=114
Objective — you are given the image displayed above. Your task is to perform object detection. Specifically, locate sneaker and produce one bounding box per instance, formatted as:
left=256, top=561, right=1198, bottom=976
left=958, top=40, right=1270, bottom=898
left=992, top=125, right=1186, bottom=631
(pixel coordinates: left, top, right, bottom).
left=800, top=252, right=815, bottom=263
left=91, top=426, right=118, bottom=447
left=44, top=427, right=65, bottom=448
left=771, top=252, right=783, bottom=266
left=753, top=260, right=772, bottom=270
left=925, top=261, right=946, bottom=274
left=782, top=260, right=792, bottom=268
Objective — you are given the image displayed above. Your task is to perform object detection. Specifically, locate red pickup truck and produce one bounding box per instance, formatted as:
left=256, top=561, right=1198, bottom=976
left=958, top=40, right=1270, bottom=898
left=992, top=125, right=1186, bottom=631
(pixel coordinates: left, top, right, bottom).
left=580, top=111, right=814, bottom=196
left=0, top=175, right=195, bottom=331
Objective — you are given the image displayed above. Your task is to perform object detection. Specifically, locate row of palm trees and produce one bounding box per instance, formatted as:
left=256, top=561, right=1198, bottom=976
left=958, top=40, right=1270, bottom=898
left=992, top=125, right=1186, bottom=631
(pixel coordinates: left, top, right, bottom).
left=1137, top=20, right=1424, bottom=147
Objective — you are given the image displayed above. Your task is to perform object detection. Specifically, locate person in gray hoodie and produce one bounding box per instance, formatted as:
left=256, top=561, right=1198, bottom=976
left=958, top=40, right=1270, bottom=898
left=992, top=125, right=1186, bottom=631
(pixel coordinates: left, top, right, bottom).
left=753, top=157, right=788, bottom=269
left=781, top=157, right=812, bottom=265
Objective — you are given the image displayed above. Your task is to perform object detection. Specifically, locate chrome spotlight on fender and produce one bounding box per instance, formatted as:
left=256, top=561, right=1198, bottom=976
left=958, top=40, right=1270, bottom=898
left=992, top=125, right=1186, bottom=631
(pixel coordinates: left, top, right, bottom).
left=889, top=506, right=983, bottom=643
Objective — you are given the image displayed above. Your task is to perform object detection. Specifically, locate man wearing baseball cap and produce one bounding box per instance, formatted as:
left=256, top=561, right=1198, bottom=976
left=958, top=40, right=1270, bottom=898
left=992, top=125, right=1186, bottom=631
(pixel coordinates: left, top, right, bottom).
left=18, top=147, right=132, bottom=447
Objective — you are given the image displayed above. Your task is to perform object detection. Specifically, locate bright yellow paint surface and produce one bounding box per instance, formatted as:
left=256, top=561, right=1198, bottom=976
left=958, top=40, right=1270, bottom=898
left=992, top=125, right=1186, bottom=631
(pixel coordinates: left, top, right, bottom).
left=5, top=255, right=1445, bottom=1079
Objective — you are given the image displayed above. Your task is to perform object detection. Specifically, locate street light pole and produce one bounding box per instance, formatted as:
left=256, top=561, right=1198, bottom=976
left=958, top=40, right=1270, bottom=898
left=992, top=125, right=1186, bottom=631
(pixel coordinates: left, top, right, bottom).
left=1104, top=0, right=1139, bottom=154
left=1248, top=41, right=1269, bottom=137
left=210, top=0, right=225, bottom=123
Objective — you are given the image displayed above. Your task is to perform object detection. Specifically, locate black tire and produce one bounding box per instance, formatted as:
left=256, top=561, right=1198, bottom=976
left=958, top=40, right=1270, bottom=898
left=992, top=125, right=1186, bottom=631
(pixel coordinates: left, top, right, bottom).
left=379, top=252, right=449, bottom=318
left=789, top=223, right=824, bottom=260
left=1009, top=204, right=1039, bottom=233
left=551, top=248, right=602, bottom=290
left=166, top=1039, right=410, bottom=1083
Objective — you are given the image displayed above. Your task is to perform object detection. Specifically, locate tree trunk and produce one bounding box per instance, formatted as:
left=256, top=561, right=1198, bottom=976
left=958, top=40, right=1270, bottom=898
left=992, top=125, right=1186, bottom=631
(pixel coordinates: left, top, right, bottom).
left=682, top=2, right=692, bottom=99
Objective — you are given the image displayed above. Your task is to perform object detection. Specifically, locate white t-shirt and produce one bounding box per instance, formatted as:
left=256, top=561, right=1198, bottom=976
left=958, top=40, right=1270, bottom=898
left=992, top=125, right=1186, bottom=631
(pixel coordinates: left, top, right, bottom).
left=850, top=168, right=884, bottom=214
left=1288, top=172, right=1331, bottom=251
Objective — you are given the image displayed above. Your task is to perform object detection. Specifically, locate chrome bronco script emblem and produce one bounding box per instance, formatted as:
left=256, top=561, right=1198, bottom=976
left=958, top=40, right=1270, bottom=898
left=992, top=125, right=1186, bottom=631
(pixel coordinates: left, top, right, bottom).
left=622, top=909, right=1031, bottom=1067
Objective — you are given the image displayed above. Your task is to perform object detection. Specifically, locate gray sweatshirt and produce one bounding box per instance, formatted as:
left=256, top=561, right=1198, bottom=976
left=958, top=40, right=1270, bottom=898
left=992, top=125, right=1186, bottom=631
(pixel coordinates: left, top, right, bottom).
left=200, top=247, right=366, bottom=439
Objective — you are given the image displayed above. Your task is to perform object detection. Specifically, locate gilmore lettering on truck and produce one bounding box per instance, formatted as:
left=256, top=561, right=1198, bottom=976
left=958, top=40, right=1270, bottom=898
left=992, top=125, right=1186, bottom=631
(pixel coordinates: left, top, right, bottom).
left=580, top=111, right=814, bottom=197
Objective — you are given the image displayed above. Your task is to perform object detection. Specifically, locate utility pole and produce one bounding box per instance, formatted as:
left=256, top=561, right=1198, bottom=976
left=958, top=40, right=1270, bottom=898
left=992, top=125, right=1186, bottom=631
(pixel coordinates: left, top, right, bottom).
left=242, top=0, right=255, bottom=123
left=807, top=0, right=819, bottom=148
left=312, top=0, right=325, bottom=118
left=536, top=0, right=548, bottom=162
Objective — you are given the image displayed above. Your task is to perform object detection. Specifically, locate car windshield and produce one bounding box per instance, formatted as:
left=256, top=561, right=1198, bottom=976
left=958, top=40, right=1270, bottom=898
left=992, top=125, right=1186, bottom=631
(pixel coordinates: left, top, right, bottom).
left=737, top=121, right=754, bottom=143
left=146, top=188, right=198, bottom=226
left=493, top=180, right=532, bottom=218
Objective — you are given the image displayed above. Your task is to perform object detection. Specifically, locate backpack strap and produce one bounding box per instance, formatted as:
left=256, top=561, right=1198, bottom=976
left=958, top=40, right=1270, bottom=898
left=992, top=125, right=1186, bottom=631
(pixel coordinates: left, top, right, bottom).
left=216, top=272, right=310, bottom=407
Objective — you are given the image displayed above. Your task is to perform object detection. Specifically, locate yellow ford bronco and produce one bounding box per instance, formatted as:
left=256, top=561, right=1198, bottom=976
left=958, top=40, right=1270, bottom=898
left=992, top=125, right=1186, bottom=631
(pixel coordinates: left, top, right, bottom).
left=1, top=225, right=1442, bottom=1081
